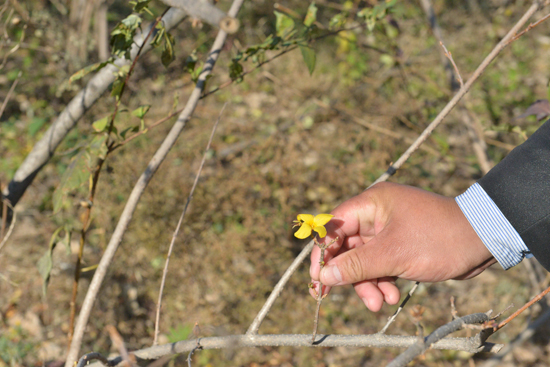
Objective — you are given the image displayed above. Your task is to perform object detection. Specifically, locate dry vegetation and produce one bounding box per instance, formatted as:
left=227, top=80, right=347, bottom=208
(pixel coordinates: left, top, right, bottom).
left=2, top=0, right=550, bottom=366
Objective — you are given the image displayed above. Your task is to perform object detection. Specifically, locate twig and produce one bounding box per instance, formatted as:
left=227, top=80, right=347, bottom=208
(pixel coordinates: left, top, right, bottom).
left=506, top=12, right=550, bottom=44
left=311, top=237, right=338, bottom=343
left=421, top=0, right=493, bottom=174
left=186, top=340, right=202, bottom=367
left=153, top=103, right=227, bottom=345
left=91, top=330, right=503, bottom=365
left=0, top=200, right=16, bottom=254
left=106, top=325, right=135, bottom=367
left=0, top=70, right=21, bottom=120
left=76, top=352, right=116, bottom=367
left=387, top=312, right=491, bottom=367
left=487, top=283, right=550, bottom=332
left=439, top=42, right=463, bottom=87
left=378, top=282, right=419, bottom=334
left=480, top=306, right=550, bottom=367
left=372, top=0, right=544, bottom=185
left=68, top=16, right=160, bottom=343
left=201, top=25, right=363, bottom=99
left=64, top=2, right=245, bottom=365
left=246, top=239, right=315, bottom=335
left=450, top=296, right=458, bottom=319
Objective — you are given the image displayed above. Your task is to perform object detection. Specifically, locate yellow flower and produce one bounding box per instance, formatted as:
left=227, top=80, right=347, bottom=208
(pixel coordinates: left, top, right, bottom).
left=293, top=213, right=334, bottom=239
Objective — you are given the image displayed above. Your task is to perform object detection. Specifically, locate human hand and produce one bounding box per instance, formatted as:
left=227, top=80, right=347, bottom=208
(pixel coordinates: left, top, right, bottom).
left=309, top=182, right=496, bottom=312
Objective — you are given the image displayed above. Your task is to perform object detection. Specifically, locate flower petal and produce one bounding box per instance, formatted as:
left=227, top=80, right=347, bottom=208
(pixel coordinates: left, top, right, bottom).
left=297, top=214, right=314, bottom=226
left=313, top=225, right=327, bottom=238
left=294, top=223, right=313, bottom=239
left=313, top=214, right=334, bottom=227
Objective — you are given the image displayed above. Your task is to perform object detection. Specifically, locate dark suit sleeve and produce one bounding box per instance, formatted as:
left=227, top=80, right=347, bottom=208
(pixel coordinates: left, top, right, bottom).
left=478, top=119, right=550, bottom=271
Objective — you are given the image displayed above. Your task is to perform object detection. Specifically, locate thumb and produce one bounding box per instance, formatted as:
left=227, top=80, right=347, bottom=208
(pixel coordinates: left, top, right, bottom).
left=319, top=236, right=396, bottom=286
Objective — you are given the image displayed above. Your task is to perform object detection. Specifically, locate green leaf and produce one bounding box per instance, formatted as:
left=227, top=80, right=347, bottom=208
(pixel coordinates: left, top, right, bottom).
left=119, top=126, right=139, bottom=139
left=299, top=45, right=316, bottom=75
left=88, top=134, right=108, bottom=160
left=275, top=11, right=295, bottom=39
left=132, top=0, right=152, bottom=12
left=304, top=2, right=317, bottom=27
left=37, top=226, right=69, bottom=296
left=69, top=60, right=110, bottom=84
left=92, top=116, right=110, bottom=133
left=161, top=32, right=175, bottom=68
left=122, top=14, right=142, bottom=30
left=111, top=78, right=125, bottom=98
left=52, top=150, right=90, bottom=214
left=132, top=105, right=151, bottom=119
left=184, top=51, right=198, bottom=74
left=229, top=59, right=244, bottom=82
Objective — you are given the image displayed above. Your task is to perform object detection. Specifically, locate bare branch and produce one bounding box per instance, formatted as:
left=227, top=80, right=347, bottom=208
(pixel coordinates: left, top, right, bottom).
left=3, top=8, right=187, bottom=208
left=379, top=282, right=419, bottom=334
left=506, top=11, right=550, bottom=44
left=64, top=2, right=245, bottom=365
left=480, top=306, right=550, bottom=367
left=439, top=41, right=464, bottom=88
left=153, top=104, right=227, bottom=345
left=0, top=201, right=16, bottom=254
left=76, top=352, right=115, bottom=367
left=488, top=283, right=550, bottom=332
left=246, top=240, right=315, bottom=335
left=387, top=312, right=492, bottom=367
left=373, top=0, right=543, bottom=185
left=159, top=0, right=239, bottom=33
left=0, top=70, right=21, bottom=120
left=92, top=331, right=502, bottom=365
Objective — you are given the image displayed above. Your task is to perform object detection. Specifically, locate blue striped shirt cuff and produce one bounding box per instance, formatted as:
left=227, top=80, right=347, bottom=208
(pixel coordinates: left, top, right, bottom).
left=455, top=183, right=531, bottom=270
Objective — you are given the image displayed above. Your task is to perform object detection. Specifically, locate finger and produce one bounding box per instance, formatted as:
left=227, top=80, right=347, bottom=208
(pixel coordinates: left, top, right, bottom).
left=320, top=231, right=404, bottom=286
left=309, top=191, right=378, bottom=277
left=352, top=279, right=385, bottom=312
left=377, top=277, right=400, bottom=305
left=310, top=233, right=369, bottom=279
left=308, top=280, right=332, bottom=299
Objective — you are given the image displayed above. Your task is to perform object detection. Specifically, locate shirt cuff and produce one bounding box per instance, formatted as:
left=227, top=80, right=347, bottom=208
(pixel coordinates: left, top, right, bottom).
left=455, top=182, right=531, bottom=270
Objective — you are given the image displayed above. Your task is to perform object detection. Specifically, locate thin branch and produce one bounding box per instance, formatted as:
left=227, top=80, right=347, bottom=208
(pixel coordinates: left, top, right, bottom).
left=372, top=0, right=543, bottom=185
left=201, top=25, right=363, bottom=99
left=387, top=312, right=491, bottom=367
left=378, top=282, right=419, bottom=334
left=186, top=341, right=202, bottom=367
left=101, top=331, right=503, bottom=365
left=439, top=41, right=464, bottom=87
left=153, top=103, right=227, bottom=345
left=246, top=239, right=314, bottom=335
left=488, top=283, right=550, bottom=332
left=76, top=352, right=116, bottom=367
left=421, top=0, right=493, bottom=174
left=480, top=306, right=550, bottom=367
left=68, top=16, right=162, bottom=348
left=0, top=70, right=21, bottom=120
left=64, top=2, right=245, bottom=365
left=106, top=325, right=136, bottom=367
left=311, top=237, right=338, bottom=343
left=0, top=200, right=15, bottom=254
left=506, top=12, right=550, bottom=44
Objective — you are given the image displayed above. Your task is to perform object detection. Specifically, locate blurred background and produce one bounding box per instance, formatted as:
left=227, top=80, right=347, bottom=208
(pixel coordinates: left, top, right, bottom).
left=1, top=0, right=550, bottom=366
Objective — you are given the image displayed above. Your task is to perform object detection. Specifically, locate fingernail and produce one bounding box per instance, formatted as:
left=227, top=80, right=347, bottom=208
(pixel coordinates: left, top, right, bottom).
left=362, top=298, right=370, bottom=309
left=321, top=265, right=342, bottom=285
